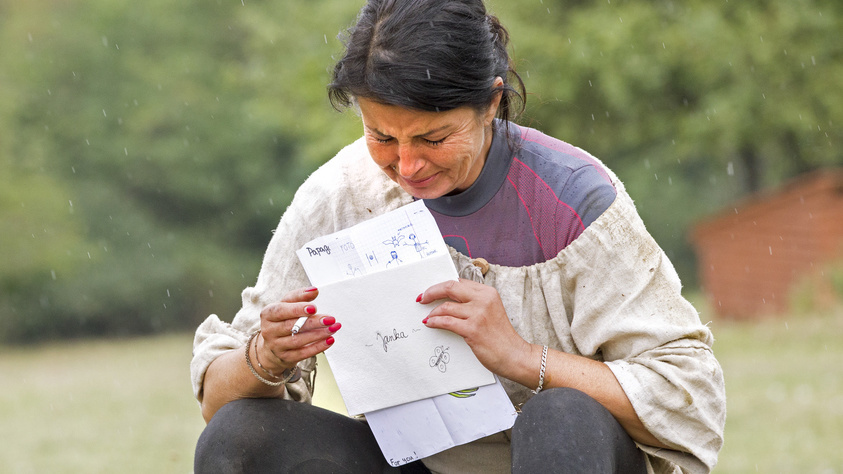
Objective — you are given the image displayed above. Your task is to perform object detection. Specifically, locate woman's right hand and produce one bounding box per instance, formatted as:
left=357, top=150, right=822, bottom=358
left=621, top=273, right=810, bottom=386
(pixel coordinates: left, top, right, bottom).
left=255, top=286, right=341, bottom=374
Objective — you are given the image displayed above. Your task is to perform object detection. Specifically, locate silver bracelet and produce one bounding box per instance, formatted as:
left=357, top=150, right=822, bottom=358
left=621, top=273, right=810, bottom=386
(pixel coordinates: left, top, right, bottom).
left=532, top=345, right=548, bottom=394
left=245, top=330, right=299, bottom=387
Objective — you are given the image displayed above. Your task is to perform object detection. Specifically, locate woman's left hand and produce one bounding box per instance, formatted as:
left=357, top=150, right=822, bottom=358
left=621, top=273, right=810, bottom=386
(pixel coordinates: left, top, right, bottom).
left=418, top=278, right=532, bottom=379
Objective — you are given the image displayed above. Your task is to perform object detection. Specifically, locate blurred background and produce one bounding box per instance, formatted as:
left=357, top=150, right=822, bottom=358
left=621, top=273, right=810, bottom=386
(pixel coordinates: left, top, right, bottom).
left=1, top=0, right=841, bottom=472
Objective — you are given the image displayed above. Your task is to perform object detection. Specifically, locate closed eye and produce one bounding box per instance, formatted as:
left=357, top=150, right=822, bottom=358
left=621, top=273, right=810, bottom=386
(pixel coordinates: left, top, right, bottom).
left=424, top=137, right=445, bottom=146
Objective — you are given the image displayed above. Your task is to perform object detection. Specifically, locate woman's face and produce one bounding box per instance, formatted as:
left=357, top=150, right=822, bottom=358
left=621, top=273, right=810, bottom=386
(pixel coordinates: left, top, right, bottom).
left=358, top=94, right=500, bottom=199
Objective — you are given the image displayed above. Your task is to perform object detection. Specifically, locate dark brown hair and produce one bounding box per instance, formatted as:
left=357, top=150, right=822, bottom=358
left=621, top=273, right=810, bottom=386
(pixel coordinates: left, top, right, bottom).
left=328, top=0, right=525, bottom=122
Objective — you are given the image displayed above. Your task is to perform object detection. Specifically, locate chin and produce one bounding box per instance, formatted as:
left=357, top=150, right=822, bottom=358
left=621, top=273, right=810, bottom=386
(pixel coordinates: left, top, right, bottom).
left=400, top=185, right=449, bottom=200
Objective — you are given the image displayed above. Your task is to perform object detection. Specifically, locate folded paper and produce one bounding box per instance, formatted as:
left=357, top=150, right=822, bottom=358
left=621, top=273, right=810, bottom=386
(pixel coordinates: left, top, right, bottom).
left=315, top=252, right=495, bottom=415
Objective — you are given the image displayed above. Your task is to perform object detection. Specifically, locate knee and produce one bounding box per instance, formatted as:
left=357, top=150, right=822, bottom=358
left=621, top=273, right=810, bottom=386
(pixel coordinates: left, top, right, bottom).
left=516, top=387, right=609, bottom=430
left=194, top=399, right=284, bottom=472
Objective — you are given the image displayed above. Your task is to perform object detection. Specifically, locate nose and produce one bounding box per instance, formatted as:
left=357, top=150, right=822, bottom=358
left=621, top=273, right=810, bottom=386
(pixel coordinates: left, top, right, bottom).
left=396, top=142, right=425, bottom=178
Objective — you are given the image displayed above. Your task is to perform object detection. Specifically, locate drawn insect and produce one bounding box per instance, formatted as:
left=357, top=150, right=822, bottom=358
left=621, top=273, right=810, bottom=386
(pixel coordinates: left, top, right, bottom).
left=429, top=345, right=450, bottom=373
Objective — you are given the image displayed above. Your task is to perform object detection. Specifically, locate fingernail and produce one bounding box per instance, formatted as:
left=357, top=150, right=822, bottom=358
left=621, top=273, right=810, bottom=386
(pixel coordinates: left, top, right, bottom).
left=422, top=317, right=429, bottom=324
left=416, top=293, right=423, bottom=303
left=329, top=323, right=342, bottom=333
left=305, top=287, right=318, bottom=292
left=305, top=305, right=317, bottom=315
left=326, top=336, right=335, bottom=345
left=321, top=316, right=336, bottom=326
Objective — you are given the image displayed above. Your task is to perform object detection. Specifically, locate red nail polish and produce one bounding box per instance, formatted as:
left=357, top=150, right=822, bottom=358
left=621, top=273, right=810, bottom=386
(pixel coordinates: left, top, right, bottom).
left=416, top=293, right=423, bottom=303
left=422, top=317, right=429, bottom=324
left=322, top=316, right=336, bottom=326
left=329, top=323, right=342, bottom=333
left=326, top=336, right=335, bottom=345
left=305, top=287, right=318, bottom=292
left=305, top=305, right=317, bottom=315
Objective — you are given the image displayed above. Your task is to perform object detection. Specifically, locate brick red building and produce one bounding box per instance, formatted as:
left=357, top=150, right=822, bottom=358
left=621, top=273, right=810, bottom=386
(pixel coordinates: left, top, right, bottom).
left=690, top=168, right=843, bottom=319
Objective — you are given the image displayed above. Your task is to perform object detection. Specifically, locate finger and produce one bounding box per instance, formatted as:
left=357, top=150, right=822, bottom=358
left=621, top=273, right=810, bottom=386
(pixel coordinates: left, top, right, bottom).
left=417, top=279, right=479, bottom=304
left=262, top=300, right=320, bottom=323
left=424, top=300, right=472, bottom=320
left=259, top=331, right=337, bottom=372
left=281, top=286, right=319, bottom=303
left=264, top=330, right=339, bottom=366
left=290, top=314, right=341, bottom=336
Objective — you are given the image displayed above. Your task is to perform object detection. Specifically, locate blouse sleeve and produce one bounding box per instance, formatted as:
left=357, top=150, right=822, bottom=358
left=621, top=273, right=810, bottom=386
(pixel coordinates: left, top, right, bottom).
left=453, top=177, right=726, bottom=473
left=190, top=137, right=412, bottom=404
left=562, top=185, right=726, bottom=472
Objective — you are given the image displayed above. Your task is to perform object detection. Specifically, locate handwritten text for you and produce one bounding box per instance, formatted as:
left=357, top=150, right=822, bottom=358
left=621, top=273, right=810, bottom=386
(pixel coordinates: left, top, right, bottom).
left=376, top=329, right=409, bottom=352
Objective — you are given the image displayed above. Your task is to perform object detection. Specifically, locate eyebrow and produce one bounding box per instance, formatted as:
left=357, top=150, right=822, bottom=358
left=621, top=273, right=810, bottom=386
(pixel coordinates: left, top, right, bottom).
left=367, top=124, right=451, bottom=139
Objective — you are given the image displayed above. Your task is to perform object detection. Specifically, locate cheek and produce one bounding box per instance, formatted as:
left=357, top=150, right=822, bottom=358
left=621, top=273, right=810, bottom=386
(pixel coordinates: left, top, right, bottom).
left=366, top=143, right=392, bottom=168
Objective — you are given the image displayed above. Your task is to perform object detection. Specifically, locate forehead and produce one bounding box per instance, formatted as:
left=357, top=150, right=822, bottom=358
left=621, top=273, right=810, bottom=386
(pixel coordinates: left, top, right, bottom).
left=357, top=98, right=477, bottom=136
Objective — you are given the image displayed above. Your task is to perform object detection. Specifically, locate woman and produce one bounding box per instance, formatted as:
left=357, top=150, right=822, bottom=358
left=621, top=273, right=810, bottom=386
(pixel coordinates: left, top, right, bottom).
left=192, top=1, right=726, bottom=473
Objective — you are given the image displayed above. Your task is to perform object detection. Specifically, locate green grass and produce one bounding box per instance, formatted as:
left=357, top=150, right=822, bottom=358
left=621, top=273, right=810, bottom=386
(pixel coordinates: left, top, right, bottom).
left=1, top=307, right=841, bottom=473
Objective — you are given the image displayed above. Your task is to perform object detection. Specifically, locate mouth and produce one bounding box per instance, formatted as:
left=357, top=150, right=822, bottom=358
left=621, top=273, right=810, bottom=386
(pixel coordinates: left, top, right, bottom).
left=402, top=172, right=440, bottom=187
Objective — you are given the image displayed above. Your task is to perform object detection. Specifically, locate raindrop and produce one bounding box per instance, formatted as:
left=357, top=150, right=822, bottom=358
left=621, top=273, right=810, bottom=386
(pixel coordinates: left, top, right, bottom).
left=71, top=166, right=76, bottom=173
left=324, top=34, right=328, bottom=44
left=102, top=109, right=107, bottom=117
left=167, top=289, right=171, bottom=297
left=727, top=162, right=734, bottom=176
left=124, top=147, right=128, bottom=156
left=101, top=36, right=108, bottom=47
left=51, top=270, right=57, bottom=280
left=426, top=69, right=431, bottom=79
left=87, top=252, right=91, bottom=259
left=668, top=176, right=672, bottom=185
left=811, top=56, right=816, bottom=65
left=209, top=290, right=214, bottom=297
left=769, top=246, right=773, bottom=255
left=28, top=33, right=33, bottom=43
left=69, top=200, right=73, bottom=207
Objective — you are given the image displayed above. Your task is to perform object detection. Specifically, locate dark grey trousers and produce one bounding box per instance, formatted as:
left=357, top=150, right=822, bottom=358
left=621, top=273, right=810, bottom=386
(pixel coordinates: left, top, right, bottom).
left=195, top=387, right=646, bottom=473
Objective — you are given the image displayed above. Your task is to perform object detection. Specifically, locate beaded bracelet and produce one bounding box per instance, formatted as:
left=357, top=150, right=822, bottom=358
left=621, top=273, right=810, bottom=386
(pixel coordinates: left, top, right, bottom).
left=245, top=330, right=299, bottom=387
left=532, top=345, right=548, bottom=394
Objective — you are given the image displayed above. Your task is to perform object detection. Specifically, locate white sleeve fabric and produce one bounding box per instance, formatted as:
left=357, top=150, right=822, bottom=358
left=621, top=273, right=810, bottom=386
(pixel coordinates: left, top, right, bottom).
left=190, top=137, right=413, bottom=403
left=449, top=174, right=726, bottom=473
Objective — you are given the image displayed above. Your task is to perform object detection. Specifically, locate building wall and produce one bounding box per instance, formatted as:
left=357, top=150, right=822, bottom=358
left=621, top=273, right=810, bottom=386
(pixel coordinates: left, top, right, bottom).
left=692, top=170, right=843, bottom=319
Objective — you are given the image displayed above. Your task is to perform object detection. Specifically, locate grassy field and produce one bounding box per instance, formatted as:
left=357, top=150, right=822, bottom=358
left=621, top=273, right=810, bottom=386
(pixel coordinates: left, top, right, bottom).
left=1, top=306, right=841, bottom=473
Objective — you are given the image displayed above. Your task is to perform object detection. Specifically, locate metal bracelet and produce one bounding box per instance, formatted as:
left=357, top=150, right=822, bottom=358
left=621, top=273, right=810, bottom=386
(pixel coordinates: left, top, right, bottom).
left=245, top=330, right=298, bottom=387
left=532, top=345, right=548, bottom=394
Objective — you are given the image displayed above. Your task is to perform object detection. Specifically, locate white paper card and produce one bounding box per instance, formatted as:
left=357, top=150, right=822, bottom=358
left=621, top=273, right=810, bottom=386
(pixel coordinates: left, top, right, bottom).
left=314, top=252, right=495, bottom=415
left=366, top=380, right=518, bottom=467
left=296, top=201, right=516, bottom=464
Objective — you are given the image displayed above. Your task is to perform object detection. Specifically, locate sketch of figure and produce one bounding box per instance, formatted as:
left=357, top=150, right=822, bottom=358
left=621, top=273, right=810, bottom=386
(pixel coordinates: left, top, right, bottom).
left=365, top=252, right=379, bottom=267
left=345, top=263, right=363, bottom=277
left=404, top=233, right=429, bottom=257
left=386, top=250, right=403, bottom=267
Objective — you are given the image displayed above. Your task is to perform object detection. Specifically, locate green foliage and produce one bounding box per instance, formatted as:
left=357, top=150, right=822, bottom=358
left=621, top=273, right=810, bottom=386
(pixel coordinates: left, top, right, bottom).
left=1, top=0, right=841, bottom=342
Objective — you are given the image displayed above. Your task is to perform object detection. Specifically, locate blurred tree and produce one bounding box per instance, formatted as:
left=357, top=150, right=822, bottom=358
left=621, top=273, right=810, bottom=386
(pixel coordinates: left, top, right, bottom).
left=490, top=0, right=842, bottom=282
left=1, top=0, right=840, bottom=341
left=0, top=0, right=333, bottom=341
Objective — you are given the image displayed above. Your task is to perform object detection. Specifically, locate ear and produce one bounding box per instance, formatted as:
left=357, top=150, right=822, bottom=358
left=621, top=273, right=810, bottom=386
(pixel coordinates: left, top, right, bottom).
left=483, top=76, right=505, bottom=126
